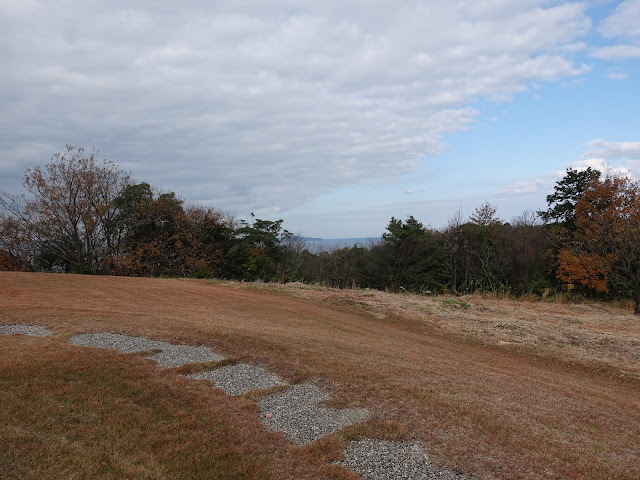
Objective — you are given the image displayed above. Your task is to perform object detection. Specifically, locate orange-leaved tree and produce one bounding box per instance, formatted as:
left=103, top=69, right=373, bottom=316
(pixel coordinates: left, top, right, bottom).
left=557, top=172, right=640, bottom=314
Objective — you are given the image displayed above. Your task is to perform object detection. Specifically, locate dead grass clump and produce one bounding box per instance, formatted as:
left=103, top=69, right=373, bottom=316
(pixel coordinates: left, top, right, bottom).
left=171, top=357, right=238, bottom=375
left=242, top=385, right=290, bottom=402
left=440, top=298, right=471, bottom=310
left=338, top=418, right=410, bottom=443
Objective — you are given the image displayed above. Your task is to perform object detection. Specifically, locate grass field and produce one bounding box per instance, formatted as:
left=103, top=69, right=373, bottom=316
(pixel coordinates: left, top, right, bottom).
left=1, top=272, right=639, bottom=479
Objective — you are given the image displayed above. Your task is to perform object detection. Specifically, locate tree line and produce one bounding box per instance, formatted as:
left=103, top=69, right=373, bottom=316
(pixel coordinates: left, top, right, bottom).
left=2, top=146, right=640, bottom=314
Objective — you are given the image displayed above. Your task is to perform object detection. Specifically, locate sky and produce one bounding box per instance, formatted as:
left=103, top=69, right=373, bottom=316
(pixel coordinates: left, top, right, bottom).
left=1, top=0, right=640, bottom=238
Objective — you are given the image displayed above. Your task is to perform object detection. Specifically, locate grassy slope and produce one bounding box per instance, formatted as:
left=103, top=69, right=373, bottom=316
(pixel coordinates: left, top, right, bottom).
left=1, top=338, right=285, bottom=479
left=1, top=272, right=639, bottom=480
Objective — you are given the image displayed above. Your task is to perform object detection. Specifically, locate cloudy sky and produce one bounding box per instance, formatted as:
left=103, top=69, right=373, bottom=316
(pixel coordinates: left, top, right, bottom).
left=1, top=0, right=639, bottom=238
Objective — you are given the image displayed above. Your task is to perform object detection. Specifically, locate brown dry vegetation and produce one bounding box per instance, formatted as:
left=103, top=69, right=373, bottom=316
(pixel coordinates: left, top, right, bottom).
left=1, top=272, right=639, bottom=480
left=0, top=337, right=351, bottom=480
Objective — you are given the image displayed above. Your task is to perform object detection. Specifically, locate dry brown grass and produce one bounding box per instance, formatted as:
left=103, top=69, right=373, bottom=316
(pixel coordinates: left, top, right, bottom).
left=0, top=336, right=355, bottom=480
left=1, top=272, right=639, bottom=480
left=171, top=357, right=238, bottom=376
left=263, top=282, right=640, bottom=380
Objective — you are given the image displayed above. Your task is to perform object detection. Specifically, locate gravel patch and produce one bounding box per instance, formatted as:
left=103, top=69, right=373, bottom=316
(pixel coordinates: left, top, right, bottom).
left=337, top=439, right=472, bottom=480
left=188, top=363, right=288, bottom=395
left=67, top=332, right=224, bottom=367
left=22, top=328, right=471, bottom=477
left=0, top=324, right=53, bottom=336
left=150, top=344, right=225, bottom=368
left=258, top=384, right=369, bottom=445
left=68, top=332, right=166, bottom=353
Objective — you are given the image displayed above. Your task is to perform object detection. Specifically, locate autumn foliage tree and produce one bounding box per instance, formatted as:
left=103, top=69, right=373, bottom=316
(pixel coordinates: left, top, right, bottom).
left=0, top=146, right=130, bottom=273
left=557, top=173, right=640, bottom=314
left=113, top=186, right=187, bottom=276
left=112, top=184, right=234, bottom=277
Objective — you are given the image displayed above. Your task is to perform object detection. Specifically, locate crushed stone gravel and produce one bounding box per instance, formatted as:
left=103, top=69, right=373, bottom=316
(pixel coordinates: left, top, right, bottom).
left=18, top=329, right=472, bottom=477
left=337, top=439, right=473, bottom=480
left=0, top=324, right=53, bottom=336
left=68, top=332, right=166, bottom=353
left=188, top=363, right=288, bottom=395
left=67, top=332, right=224, bottom=367
left=257, top=383, right=369, bottom=445
left=150, top=344, right=225, bottom=368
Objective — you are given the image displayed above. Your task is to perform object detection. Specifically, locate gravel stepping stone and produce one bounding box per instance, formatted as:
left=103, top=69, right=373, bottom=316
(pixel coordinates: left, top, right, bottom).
left=25, top=328, right=470, bottom=476
left=67, top=332, right=224, bottom=367
left=258, top=384, right=369, bottom=445
left=151, top=344, right=225, bottom=368
left=188, top=363, right=288, bottom=395
left=337, top=439, right=471, bottom=479
left=68, top=332, right=167, bottom=353
left=0, top=324, right=53, bottom=336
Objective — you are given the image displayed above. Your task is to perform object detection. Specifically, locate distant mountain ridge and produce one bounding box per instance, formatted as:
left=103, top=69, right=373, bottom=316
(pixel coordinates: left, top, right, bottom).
left=302, top=237, right=377, bottom=252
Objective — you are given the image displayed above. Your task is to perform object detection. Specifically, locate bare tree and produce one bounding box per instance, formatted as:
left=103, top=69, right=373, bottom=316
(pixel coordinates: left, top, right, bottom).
left=470, top=202, right=500, bottom=228
left=0, top=146, right=130, bottom=273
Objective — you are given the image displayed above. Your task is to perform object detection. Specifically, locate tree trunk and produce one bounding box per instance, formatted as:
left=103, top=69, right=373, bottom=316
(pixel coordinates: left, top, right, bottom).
left=635, top=266, right=640, bottom=315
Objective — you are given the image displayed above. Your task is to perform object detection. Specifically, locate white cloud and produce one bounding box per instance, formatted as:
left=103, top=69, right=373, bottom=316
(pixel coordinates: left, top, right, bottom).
left=503, top=138, right=640, bottom=196
left=0, top=1, right=594, bottom=212
left=592, top=1, right=640, bottom=60
left=554, top=139, right=640, bottom=180
left=598, top=0, right=640, bottom=38
left=501, top=175, right=562, bottom=195
left=570, top=158, right=632, bottom=177
left=584, top=138, right=640, bottom=160
left=559, top=41, right=587, bottom=53
left=591, top=43, right=640, bottom=59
